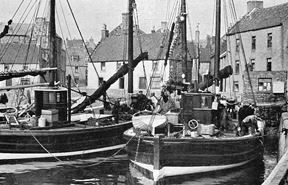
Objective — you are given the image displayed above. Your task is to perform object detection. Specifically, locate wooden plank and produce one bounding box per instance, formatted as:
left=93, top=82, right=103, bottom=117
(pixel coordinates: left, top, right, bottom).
left=262, top=149, right=288, bottom=185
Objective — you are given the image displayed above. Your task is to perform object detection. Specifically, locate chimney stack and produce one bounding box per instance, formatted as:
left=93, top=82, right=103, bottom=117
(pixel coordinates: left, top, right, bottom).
left=101, top=24, right=109, bottom=40
left=161, top=21, right=168, bottom=33
left=247, top=0, right=263, bottom=13
left=122, top=13, right=129, bottom=33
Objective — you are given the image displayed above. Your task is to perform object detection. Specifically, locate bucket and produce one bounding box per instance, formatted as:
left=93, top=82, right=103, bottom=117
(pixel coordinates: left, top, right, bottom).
left=38, top=116, right=46, bottom=127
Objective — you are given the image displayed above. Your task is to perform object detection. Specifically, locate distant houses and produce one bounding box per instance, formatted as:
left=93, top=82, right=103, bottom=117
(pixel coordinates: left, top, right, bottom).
left=88, top=13, right=198, bottom=97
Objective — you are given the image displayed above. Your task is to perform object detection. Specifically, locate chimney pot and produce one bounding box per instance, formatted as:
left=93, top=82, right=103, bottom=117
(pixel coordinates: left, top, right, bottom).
left=247, top=0, right=263, bottom=13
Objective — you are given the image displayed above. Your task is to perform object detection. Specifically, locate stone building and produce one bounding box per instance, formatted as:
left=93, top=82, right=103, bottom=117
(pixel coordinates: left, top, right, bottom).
left=66, top=38, right=96, bottom=87
left=222, top=1, right=288, bottom=105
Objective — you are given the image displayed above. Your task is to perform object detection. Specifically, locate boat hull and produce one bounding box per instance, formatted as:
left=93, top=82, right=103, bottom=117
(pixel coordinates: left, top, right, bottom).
left=123, top=128, right=264, bottom=180
left=0, top=121, right=132, bottom=162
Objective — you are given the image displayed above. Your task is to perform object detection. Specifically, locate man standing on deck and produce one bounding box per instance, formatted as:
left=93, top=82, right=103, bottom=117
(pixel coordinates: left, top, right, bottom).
left=154, top=90, right=176, bottom=114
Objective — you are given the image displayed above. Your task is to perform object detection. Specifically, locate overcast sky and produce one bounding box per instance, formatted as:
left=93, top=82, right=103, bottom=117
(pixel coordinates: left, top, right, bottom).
left=0, top=0, right=287, bottom=42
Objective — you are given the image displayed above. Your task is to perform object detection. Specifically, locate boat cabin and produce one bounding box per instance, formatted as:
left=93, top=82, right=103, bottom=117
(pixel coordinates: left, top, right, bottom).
left=34, top=87, right=67, bottom=125
left=181, top=92, right=213, bottom=124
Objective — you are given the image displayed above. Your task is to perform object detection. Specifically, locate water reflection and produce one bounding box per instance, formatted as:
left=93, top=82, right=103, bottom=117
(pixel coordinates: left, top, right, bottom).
left=127, top=159, right=265, bottom=185
left=0, top=135, right=277, bottom=185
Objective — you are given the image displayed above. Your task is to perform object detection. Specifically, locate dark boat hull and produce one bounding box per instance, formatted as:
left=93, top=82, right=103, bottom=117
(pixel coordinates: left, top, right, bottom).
left=0, top=121, right=132, bottom=162
left=123, top=128, right=264, bottom=180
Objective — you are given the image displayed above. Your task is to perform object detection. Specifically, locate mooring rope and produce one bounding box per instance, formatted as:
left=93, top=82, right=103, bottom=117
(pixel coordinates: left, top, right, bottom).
left=28, top=127, right=136, bottom=168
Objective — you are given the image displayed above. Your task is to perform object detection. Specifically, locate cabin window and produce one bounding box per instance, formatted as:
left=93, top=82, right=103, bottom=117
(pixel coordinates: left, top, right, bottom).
left=267, top=33, right=272, bottom=48
left=56, top=93, right=61, bottom=103
left=150, top=76, right=161, bottom=89
left=233, top=81, right=239, bottom=92
left=266, top=58, right=272, bottom=71
left=101, top=62, right=106, bottom=71
left=152, top=61, right=159, bottom=71
left=75, top=66, right=79, bottom=73
left=49, top=92, right=56, bottom=103
left=139, top=77, right=147, bottom=89
left=98, top=77, right=103, bottom=86
left=258, top=78, right=272, bottom=92
left=119, top=77, right=124, bottom=89
left=236, top=39, right=240, bottom=52
left=251, top=36, right=256, bottom=50
left=21, top=78, right=30, bottom=85
left=235, top=60, right=240, bottom=74
left=250, top=59, right=255, bottom=71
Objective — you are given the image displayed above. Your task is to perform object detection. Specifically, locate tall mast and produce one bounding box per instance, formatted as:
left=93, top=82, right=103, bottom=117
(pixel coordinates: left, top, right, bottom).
left=181, top=0, right=189, bottom=82
left=128, top=0, right=134, bottom=93
left=214, top=0, right=221, bottom=85
left=49, top=0, right=57, bottom=83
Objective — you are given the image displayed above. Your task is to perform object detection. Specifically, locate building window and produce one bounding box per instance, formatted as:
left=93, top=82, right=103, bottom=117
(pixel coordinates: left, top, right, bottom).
left=233, top=81, right=239, bottom=92
left=116, top=62, right=122, bottom=70
left=71, top=55, right=80, bottom=62
left=119, top=77, right=124, bottom=89
left=75, top=66, right=79, bottom=73
left=266, top=58, right=272, bottom=71
left=235, top=60, right=240, bottom=74
left=151, top=76, right=161, bottom=89
left=74, top=76, right=79, bottom=85
left=236, top=39, right=240, bottom=52
left=267, top=33, right=272, bottom=48
left=139, top=77, right=147, bottom=89
left=251, top=36, right=256, bottom=50
left=6, top=79, right=12, bottom=86
left=152, top=61, right=159, bottom=71
left=4, top=64, right=9, bottom=72
left=258, top=78, right=272, bottom=92
left=250, top=59, right=255, bottom=71
left=98, top=77, right=103, bottom=86
left=21, top=78, right=30, bottom=85
left=23, top=65, right=28, bottom=70
left=101, top=62, right=106, bottom=71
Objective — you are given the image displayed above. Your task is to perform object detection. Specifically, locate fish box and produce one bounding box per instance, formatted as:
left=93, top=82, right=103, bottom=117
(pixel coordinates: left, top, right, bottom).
left=165, top=111, right=179, bottom=125
left=198, top=124, right=215, bottom=135
left=41, top=109, right=59, bottom=123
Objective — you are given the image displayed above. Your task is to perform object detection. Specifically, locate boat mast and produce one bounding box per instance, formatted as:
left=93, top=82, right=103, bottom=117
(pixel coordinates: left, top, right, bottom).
left=214, top=0, right=221, bottom=87
left=128, top=0, right=134, bottom=93
left=49, top=0, right=57, bottom=83
left=180, top=0, right=189, bottom=83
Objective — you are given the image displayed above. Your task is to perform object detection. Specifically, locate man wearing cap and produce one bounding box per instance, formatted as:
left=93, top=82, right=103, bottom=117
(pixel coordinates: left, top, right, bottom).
left=240, top=114, right=261, bottom=136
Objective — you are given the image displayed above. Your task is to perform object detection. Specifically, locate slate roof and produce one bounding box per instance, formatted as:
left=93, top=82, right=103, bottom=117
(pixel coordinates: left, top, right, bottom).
left=0, top=43, right=39, bottom=64
left=228, top=2, right=288, bottom=35
left=92, top=31, right=168, bottom=62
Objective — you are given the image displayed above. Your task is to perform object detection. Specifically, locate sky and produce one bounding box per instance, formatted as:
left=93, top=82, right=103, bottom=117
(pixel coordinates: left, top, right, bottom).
left=0, top=0, right=287, bottom=42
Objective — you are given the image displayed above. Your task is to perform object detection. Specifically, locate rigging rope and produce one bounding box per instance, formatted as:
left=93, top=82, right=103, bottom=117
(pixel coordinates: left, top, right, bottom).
left=66, top=0, right=100, bottom=80
left=230, top=0, right=256, bottom=106
left=11, top=0, right=25, bottom=20
left=0, top=0, right=36, bottom=64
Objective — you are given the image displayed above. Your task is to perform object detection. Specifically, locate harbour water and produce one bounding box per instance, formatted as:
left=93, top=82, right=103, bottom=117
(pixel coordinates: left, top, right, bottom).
left=0, top=134, right=278, bottom=185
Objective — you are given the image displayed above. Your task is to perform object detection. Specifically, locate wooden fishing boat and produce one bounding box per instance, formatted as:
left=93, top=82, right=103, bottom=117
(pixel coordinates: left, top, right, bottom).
left=123, top=0, right=264, bottom=181
left=0, top=0, right=148, bottom=163
left=123, top=92, right=264, bottom=181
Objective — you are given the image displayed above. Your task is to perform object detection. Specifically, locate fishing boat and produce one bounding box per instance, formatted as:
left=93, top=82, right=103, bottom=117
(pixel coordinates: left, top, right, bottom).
left=0, top=0, right=148, bottom=163
left=123, top=0, right=265, bottom=181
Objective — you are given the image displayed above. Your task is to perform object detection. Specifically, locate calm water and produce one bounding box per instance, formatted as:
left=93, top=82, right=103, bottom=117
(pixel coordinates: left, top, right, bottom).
left=0, top=135, right=278, bottom=185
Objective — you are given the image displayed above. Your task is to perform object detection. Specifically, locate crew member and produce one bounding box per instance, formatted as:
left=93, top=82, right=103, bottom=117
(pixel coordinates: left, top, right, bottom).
left=155, top=90, right=176, bottom=114
left=240, top=114, right=261, bottom=135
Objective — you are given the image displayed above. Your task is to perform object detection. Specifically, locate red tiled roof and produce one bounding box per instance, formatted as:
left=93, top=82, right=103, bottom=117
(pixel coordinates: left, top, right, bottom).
left=228, top=2, right=288, bottom=35
left=0, top=43, right=39, bottom=64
